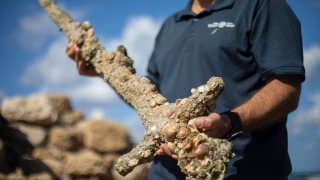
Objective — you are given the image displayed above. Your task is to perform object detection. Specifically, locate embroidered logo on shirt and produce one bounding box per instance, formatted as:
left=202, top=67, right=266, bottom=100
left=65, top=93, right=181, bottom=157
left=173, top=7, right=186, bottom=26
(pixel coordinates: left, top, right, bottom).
left=208, top=21, right=235, bottom=35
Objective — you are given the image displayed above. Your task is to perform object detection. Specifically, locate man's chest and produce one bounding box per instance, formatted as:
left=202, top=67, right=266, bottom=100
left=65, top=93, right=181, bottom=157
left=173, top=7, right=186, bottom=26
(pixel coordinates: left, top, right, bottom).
left=155, top=13, right=253, bottom=76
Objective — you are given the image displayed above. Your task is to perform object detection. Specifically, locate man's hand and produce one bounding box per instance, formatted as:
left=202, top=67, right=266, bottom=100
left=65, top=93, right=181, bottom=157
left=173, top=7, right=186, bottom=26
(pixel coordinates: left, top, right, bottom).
left=156, top=143, right=179, bottom=159
left=65, top=28, right=98, bottom=77
left=195, top=113, right=231, bottom=138
left=156, top=113, right=231, bottom=158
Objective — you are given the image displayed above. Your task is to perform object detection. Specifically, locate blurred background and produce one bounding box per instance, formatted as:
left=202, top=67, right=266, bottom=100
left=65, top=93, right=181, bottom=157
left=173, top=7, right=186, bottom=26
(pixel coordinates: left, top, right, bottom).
left=0, top=0, right=319, bottom=178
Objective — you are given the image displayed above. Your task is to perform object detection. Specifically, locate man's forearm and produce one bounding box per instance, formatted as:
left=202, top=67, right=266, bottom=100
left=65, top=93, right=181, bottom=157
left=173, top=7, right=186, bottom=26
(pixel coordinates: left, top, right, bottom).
left=232, top=75, right=302, bottom=131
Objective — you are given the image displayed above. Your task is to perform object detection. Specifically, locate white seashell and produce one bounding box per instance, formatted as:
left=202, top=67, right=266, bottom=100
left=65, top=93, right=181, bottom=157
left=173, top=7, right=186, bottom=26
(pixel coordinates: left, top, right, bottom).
left=195, top=143, right=209, bottom=158
left=82, top=21, right=91, bottom=30
left=150, top=101, right=157, bottom=108
left=198, top=85, right=205, bottom=93
left=191, top=88, right=197, bottom=94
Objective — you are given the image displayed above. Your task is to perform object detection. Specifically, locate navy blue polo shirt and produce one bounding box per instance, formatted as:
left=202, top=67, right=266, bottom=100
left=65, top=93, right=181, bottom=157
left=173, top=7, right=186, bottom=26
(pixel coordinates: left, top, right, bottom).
left=147, top=0, right=305, bottom=179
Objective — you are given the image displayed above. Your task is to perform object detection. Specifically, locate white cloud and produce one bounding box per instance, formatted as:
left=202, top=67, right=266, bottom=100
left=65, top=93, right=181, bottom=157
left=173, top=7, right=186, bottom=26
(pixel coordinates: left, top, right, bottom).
left=21, top=37, right=78, bottom=86
left=88, top=107, right=107, bottom=119
left=17, top=12, right=57, bottom=50
left=21, top=36, right=117, bottom=104
left=17, top=5, right=86, bottom=51
left=105, top=16, right=162, bottom=75
left=304, top=45, right=320, bottom=81
left=86, top=107, right=145, bottom=142
left=21, top=15, right=161, bottom=142
left=21, top=15, right=162, bottom=105
left=75, top=105, right=145, bottom=142
left=99, top=15, right=162, bottom=141
left=291, top=92, right=320, bottom=136
left=63, top=78, right=117, bottom=104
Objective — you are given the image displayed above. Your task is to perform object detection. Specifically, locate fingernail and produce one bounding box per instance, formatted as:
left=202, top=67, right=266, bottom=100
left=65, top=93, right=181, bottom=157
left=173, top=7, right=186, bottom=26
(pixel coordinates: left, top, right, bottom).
left=156, top=149, right=163, bottom=154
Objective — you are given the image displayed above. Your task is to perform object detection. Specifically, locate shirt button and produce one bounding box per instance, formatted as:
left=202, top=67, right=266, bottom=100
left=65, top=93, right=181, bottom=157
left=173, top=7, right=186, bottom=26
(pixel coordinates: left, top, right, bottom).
left=193, top=18, right=199, bottom=22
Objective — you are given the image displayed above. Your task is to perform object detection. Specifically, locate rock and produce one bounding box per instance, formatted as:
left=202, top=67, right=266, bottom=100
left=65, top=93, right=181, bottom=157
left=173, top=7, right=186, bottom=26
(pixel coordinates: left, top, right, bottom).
left=28, top=172, right=53, bottom=180
left=1, top=168, right=25, bottom=180
left=48, top=126, right=82, bottom=151
left=19, top=158, right=57, bottom=179
left=102, top=154, right=152, bottom=180
left=12, top=123, right=47, bottom=147
left=42, top=158, right=63, bottom=177
left=78, top=120, right=132, bottom=153
left=0, top=122, right=33, bottom=167
left=103, top=154, right=120, bottom=170
left=64, top=150, right=109, bottom=177
left=111, top=163, right=150, bottom=180
left=0, top=163, right=54, bottom=180
left=60, top=110, right=84, bottom=125
left=1, top=95, right=58, bottom=126
left=47, top=95, right=72, bottom=114
left=32, top=148, right=65, bottom=178
left=0, top=93, right=150, bottom=179
left=33, top=147, right=65, bottom=161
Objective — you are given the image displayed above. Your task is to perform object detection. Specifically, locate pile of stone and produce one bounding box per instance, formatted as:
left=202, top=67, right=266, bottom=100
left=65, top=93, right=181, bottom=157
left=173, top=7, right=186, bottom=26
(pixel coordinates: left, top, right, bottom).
left=0, top=94, right=149, bottom=180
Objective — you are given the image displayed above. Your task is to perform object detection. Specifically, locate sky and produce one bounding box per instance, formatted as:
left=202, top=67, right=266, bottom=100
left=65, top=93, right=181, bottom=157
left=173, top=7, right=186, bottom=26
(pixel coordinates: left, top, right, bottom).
left=0, top=0, right=320, bottom=173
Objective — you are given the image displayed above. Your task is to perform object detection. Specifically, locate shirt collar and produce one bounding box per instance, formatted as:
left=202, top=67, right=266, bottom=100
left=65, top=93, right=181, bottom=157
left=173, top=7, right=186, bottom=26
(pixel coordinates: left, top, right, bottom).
left=174, top=0, right=236, bottom=21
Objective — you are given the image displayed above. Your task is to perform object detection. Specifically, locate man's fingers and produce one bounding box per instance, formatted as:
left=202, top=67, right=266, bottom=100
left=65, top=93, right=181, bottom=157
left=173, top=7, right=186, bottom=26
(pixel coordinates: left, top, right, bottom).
left=195, top=117, right=214, bottom=130
left=156, top=144, right=178, bottom=159
left=195, top=113, right=231, bottom=138
left=156, top=148, right=165, bottom=155
left=75, top=47, right=82, bottom=61
left=195, top=113, right=222, bottom=130
left=66, top=28, right=98, bottom=77
left=67, top=28, right=94, bottom=61
left=66, top=49, right=74, bottom=58
left=160, top=144, right=172, bottom=156
left=76, top=60, right=97, bottom=76
left=171, top=154, right=178, bottom=159
left=67, top=43, right=77, bottom=59
left=66, top=42, right=74, bottom=51
left=75, top=47, right=80, bottom=54
left=76, top=60, right=83, bottom=72
left=77, top=60, right=88, bottom=74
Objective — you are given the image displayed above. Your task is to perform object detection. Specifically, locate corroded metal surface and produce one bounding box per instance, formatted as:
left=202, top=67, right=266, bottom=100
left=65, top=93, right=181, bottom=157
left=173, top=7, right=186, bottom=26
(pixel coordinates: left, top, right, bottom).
left=38, top=0, right=232, bottom=179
